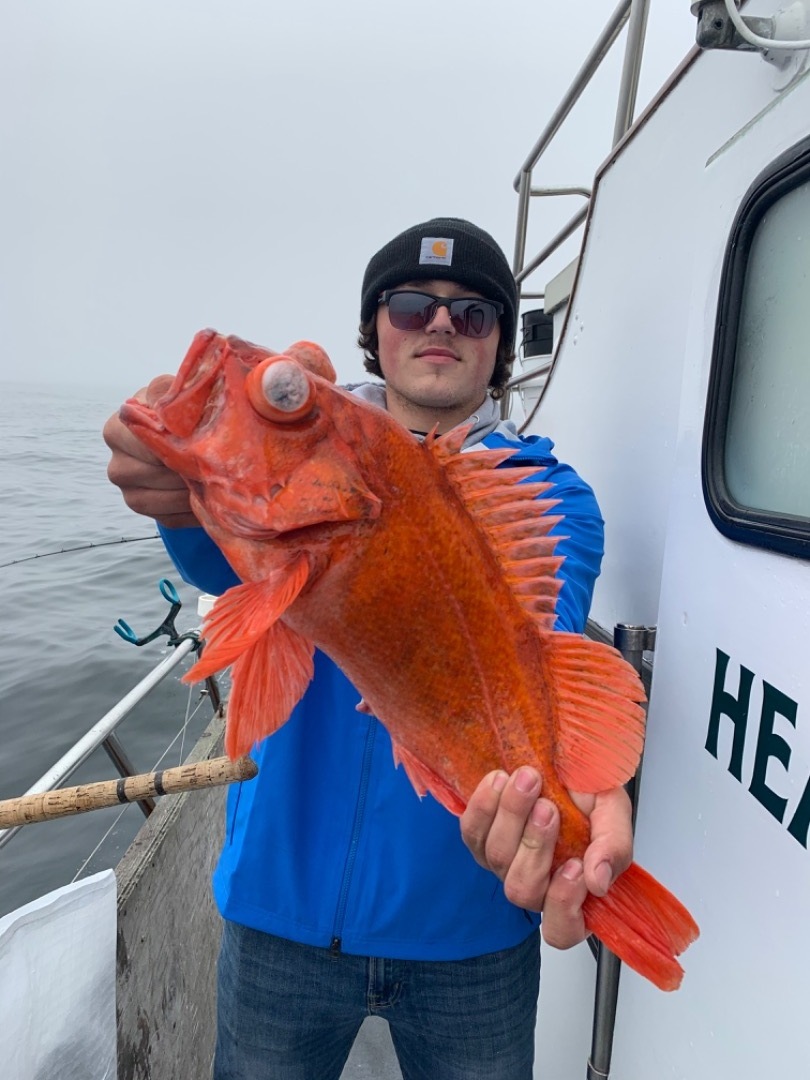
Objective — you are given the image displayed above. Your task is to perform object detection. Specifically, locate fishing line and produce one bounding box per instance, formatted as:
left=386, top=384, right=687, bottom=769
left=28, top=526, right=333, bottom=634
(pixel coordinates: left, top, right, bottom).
left=70, top=684, right=210, bottom=884
left=0, top=534, right=160, bottom=570
left=71, top=802, right=131, bottom=883
left=150, top=684, right=209, bottom=772
left=177, top=682, right=195, bottom=768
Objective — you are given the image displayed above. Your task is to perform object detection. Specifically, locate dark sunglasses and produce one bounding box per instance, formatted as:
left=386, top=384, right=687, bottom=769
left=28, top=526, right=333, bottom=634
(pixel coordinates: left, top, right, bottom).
left=379, top=290, right=503, bottom=340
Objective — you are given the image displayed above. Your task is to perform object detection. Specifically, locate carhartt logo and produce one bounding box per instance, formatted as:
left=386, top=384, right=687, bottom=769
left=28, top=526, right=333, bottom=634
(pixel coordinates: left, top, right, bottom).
left=419, top=237, right=454, bottom=266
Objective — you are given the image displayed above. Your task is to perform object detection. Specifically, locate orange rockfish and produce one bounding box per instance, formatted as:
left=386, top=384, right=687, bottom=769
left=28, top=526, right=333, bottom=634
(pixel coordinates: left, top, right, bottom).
left=120, top=329, right=699, bottom=990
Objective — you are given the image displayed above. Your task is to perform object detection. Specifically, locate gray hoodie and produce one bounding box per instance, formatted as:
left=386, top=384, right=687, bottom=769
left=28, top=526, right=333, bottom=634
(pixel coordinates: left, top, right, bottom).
left=347, top=382, right=524, bottom=451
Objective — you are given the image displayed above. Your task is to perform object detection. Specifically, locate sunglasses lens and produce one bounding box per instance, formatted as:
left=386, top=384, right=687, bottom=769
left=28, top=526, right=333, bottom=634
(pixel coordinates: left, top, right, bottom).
left=384, top=292, right=500, bottom=338
left=387, top=292, right=436, bottom=331
left=450, top=300, right=496, bottom=339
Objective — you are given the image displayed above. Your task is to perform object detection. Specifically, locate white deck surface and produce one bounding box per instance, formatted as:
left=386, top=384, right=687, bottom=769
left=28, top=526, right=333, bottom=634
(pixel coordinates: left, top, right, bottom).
left=341, top=1017, right=402, bottom=1079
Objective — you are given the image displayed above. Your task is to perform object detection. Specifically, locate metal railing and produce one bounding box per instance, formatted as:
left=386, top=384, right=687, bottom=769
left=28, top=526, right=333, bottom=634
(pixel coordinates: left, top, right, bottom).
left=0, top=636, right=216, bottom=851
left=587, top=623, right=656, bottom=1080
left=506, top=0, right=651, bottom=408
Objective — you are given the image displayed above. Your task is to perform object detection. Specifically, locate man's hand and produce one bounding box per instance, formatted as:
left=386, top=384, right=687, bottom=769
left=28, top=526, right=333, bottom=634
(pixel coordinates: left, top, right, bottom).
left=459, top=768, right=633, bottom=949
left=103, top=376, right=199, bottom=528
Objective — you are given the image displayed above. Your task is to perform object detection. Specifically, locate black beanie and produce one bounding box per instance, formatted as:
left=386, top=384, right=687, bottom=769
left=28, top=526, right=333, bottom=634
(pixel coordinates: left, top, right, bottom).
left=361, top=217, right=518, bottom=349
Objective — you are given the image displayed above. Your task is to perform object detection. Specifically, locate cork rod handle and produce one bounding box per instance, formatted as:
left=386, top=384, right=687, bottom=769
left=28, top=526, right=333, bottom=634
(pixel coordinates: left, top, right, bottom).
left=0, top=756, right=257, bottom=828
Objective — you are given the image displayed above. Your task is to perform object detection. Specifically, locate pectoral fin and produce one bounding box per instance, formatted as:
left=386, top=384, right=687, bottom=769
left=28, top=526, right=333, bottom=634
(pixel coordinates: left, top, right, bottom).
left=184, top=554, right=310, bottom=681
left=225, top=619, right=315, bottom=758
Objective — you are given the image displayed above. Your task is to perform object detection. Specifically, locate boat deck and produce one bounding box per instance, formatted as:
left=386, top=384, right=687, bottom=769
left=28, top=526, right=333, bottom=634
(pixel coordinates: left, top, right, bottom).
left=342, top=1018, right=402, bottom=1078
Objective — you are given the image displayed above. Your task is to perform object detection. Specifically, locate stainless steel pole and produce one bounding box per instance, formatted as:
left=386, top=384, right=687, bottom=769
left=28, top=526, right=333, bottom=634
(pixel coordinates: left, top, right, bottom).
left=612, top=0, right=651, bottom=146
left=587, top=623, right=656, bottom=1079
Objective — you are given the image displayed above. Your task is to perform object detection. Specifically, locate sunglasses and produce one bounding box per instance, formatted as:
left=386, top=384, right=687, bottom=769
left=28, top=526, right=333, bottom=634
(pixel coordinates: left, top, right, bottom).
left=379, top=290, right=503, bottom=340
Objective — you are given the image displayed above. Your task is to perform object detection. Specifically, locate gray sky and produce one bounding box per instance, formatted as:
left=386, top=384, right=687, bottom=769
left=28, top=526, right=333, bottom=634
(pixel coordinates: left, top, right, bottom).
left=1, top=1, right=696, bottom=391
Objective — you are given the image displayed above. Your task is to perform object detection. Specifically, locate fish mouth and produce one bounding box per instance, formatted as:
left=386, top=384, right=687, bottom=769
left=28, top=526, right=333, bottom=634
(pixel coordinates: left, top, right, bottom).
left=203, top=506, right=323, bottom=543
left=222, top=518, right=284, bottom=541
left=193, top=501, right=283, bottom=541
left=206, top=506, right=360, bottom=545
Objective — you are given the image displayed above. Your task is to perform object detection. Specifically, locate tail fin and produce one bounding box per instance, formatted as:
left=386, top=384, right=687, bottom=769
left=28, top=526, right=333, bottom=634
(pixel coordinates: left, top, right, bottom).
left=582, top=862, right=699, bottom=991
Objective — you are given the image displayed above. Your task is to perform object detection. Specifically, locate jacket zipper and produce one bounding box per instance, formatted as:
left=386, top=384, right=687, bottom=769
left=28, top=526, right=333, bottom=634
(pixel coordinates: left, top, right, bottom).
left=330, top=718, right=377, bottom=954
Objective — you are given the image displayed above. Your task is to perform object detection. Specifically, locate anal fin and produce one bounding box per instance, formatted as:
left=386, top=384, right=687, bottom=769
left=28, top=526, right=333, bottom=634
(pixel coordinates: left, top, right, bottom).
left=392, top=741, right=466, bottom=817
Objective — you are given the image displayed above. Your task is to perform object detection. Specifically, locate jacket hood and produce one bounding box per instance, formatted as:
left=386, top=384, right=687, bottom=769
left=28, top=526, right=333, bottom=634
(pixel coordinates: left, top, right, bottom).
left=347, top=382, right=524, bottom=450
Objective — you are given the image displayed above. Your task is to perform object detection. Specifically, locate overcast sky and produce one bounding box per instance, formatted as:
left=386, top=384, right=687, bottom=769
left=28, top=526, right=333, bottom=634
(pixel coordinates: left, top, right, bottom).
left=1, top=1, right=696, bottom=392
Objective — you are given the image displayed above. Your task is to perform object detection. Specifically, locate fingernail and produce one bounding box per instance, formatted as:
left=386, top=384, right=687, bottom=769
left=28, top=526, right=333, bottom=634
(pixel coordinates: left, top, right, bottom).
left=562, top=859, right=583, bottom=883
left=529, top=801, right=554, bottom=828
left=490, top=771, right=508, bottom=793
left=593, top=861, right=612, bottom=894
left=515, top=767, right=540, bottom=795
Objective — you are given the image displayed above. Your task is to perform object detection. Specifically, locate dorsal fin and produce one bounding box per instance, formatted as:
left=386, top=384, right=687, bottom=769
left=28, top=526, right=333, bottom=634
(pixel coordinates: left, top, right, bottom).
left=428, top=428, right=564, bottom=631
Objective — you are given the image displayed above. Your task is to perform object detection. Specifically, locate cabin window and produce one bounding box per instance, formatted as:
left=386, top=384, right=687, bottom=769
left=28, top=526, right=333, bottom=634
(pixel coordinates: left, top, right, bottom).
left=703, top=136, right=810, bottom=559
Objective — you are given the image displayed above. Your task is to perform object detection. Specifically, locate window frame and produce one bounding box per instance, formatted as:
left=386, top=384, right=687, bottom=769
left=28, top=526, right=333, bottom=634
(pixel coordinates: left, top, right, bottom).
left=702, top=134, right=810, bottom=561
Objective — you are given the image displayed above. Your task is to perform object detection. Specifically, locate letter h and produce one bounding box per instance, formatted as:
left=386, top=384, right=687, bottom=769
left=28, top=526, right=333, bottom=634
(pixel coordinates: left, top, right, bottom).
left=705, top=649, right=753, bottom=782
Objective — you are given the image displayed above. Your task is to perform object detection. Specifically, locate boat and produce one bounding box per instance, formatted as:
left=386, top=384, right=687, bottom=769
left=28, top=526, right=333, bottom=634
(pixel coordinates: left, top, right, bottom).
left=3, top=1, right=809, bottom=1075
left=511, top=1, right=810, bottom=1076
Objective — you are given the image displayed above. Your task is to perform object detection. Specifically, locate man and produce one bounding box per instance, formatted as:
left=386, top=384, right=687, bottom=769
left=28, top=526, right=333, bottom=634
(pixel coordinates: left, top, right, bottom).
left=104, top=217, right=633, bottom=1080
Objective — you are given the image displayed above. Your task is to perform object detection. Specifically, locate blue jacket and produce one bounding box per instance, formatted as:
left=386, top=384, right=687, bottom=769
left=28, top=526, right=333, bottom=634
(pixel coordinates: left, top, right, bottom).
left=160, top=426, right=604, bottom=960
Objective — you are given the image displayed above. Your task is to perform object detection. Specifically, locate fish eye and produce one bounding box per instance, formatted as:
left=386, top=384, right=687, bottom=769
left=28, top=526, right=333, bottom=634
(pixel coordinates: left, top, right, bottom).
left=246, top=357, right=315, bottom=423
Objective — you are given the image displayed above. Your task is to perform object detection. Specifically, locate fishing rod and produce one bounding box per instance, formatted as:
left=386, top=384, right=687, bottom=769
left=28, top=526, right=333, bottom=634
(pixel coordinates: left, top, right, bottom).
left=0, top=756, right=257, bottom=828
left=0, top=534, right=161, bottom=570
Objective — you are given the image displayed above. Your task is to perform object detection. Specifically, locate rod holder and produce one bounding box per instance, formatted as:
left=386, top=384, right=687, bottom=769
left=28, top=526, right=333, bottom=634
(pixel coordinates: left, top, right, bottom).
left=692, top=1, right=773, bottom=50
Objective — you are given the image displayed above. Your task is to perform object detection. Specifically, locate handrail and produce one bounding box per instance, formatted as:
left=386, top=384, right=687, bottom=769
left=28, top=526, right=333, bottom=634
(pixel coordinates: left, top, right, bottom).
left=512, top=0, right=633, bottom=276
left=612, top=0, right=651, bottom=146
left=515, top=205, right=589, bottom=286
left=512, top=0, right=632, bottom=189
left=0, top=636, right=200, bottom=851
left=506, top=0, right=651, bottom=419
left=529, top=185, right=591, bottom=200
left=506, top=357, right=555, bottom=391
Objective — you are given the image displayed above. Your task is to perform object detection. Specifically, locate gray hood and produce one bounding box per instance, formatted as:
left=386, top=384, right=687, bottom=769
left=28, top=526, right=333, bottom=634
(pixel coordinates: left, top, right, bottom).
left=347, top=382, right=522, bottom=451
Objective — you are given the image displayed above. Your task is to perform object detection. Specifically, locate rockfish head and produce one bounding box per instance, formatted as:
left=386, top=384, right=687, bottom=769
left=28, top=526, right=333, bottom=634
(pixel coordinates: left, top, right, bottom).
left=120, top=330, right=382, bottom=551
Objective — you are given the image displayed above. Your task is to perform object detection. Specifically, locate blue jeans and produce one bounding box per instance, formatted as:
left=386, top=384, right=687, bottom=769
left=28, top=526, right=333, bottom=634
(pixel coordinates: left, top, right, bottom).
left=213, top=921, right=541, bottom=1080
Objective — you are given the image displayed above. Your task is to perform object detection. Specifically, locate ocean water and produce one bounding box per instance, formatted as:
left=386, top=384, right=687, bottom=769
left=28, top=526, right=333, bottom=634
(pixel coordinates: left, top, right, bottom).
left=0, top=380, right=215, bottom=918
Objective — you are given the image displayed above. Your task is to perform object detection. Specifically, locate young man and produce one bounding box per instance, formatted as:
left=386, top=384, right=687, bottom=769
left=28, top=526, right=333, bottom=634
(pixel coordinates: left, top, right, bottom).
left=104, top=217, right=633, bottom=1080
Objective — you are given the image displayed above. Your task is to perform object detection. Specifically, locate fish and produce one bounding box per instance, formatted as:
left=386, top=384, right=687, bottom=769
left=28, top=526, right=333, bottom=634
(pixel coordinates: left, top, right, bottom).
left=120, top=328, right=699, bottom=991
